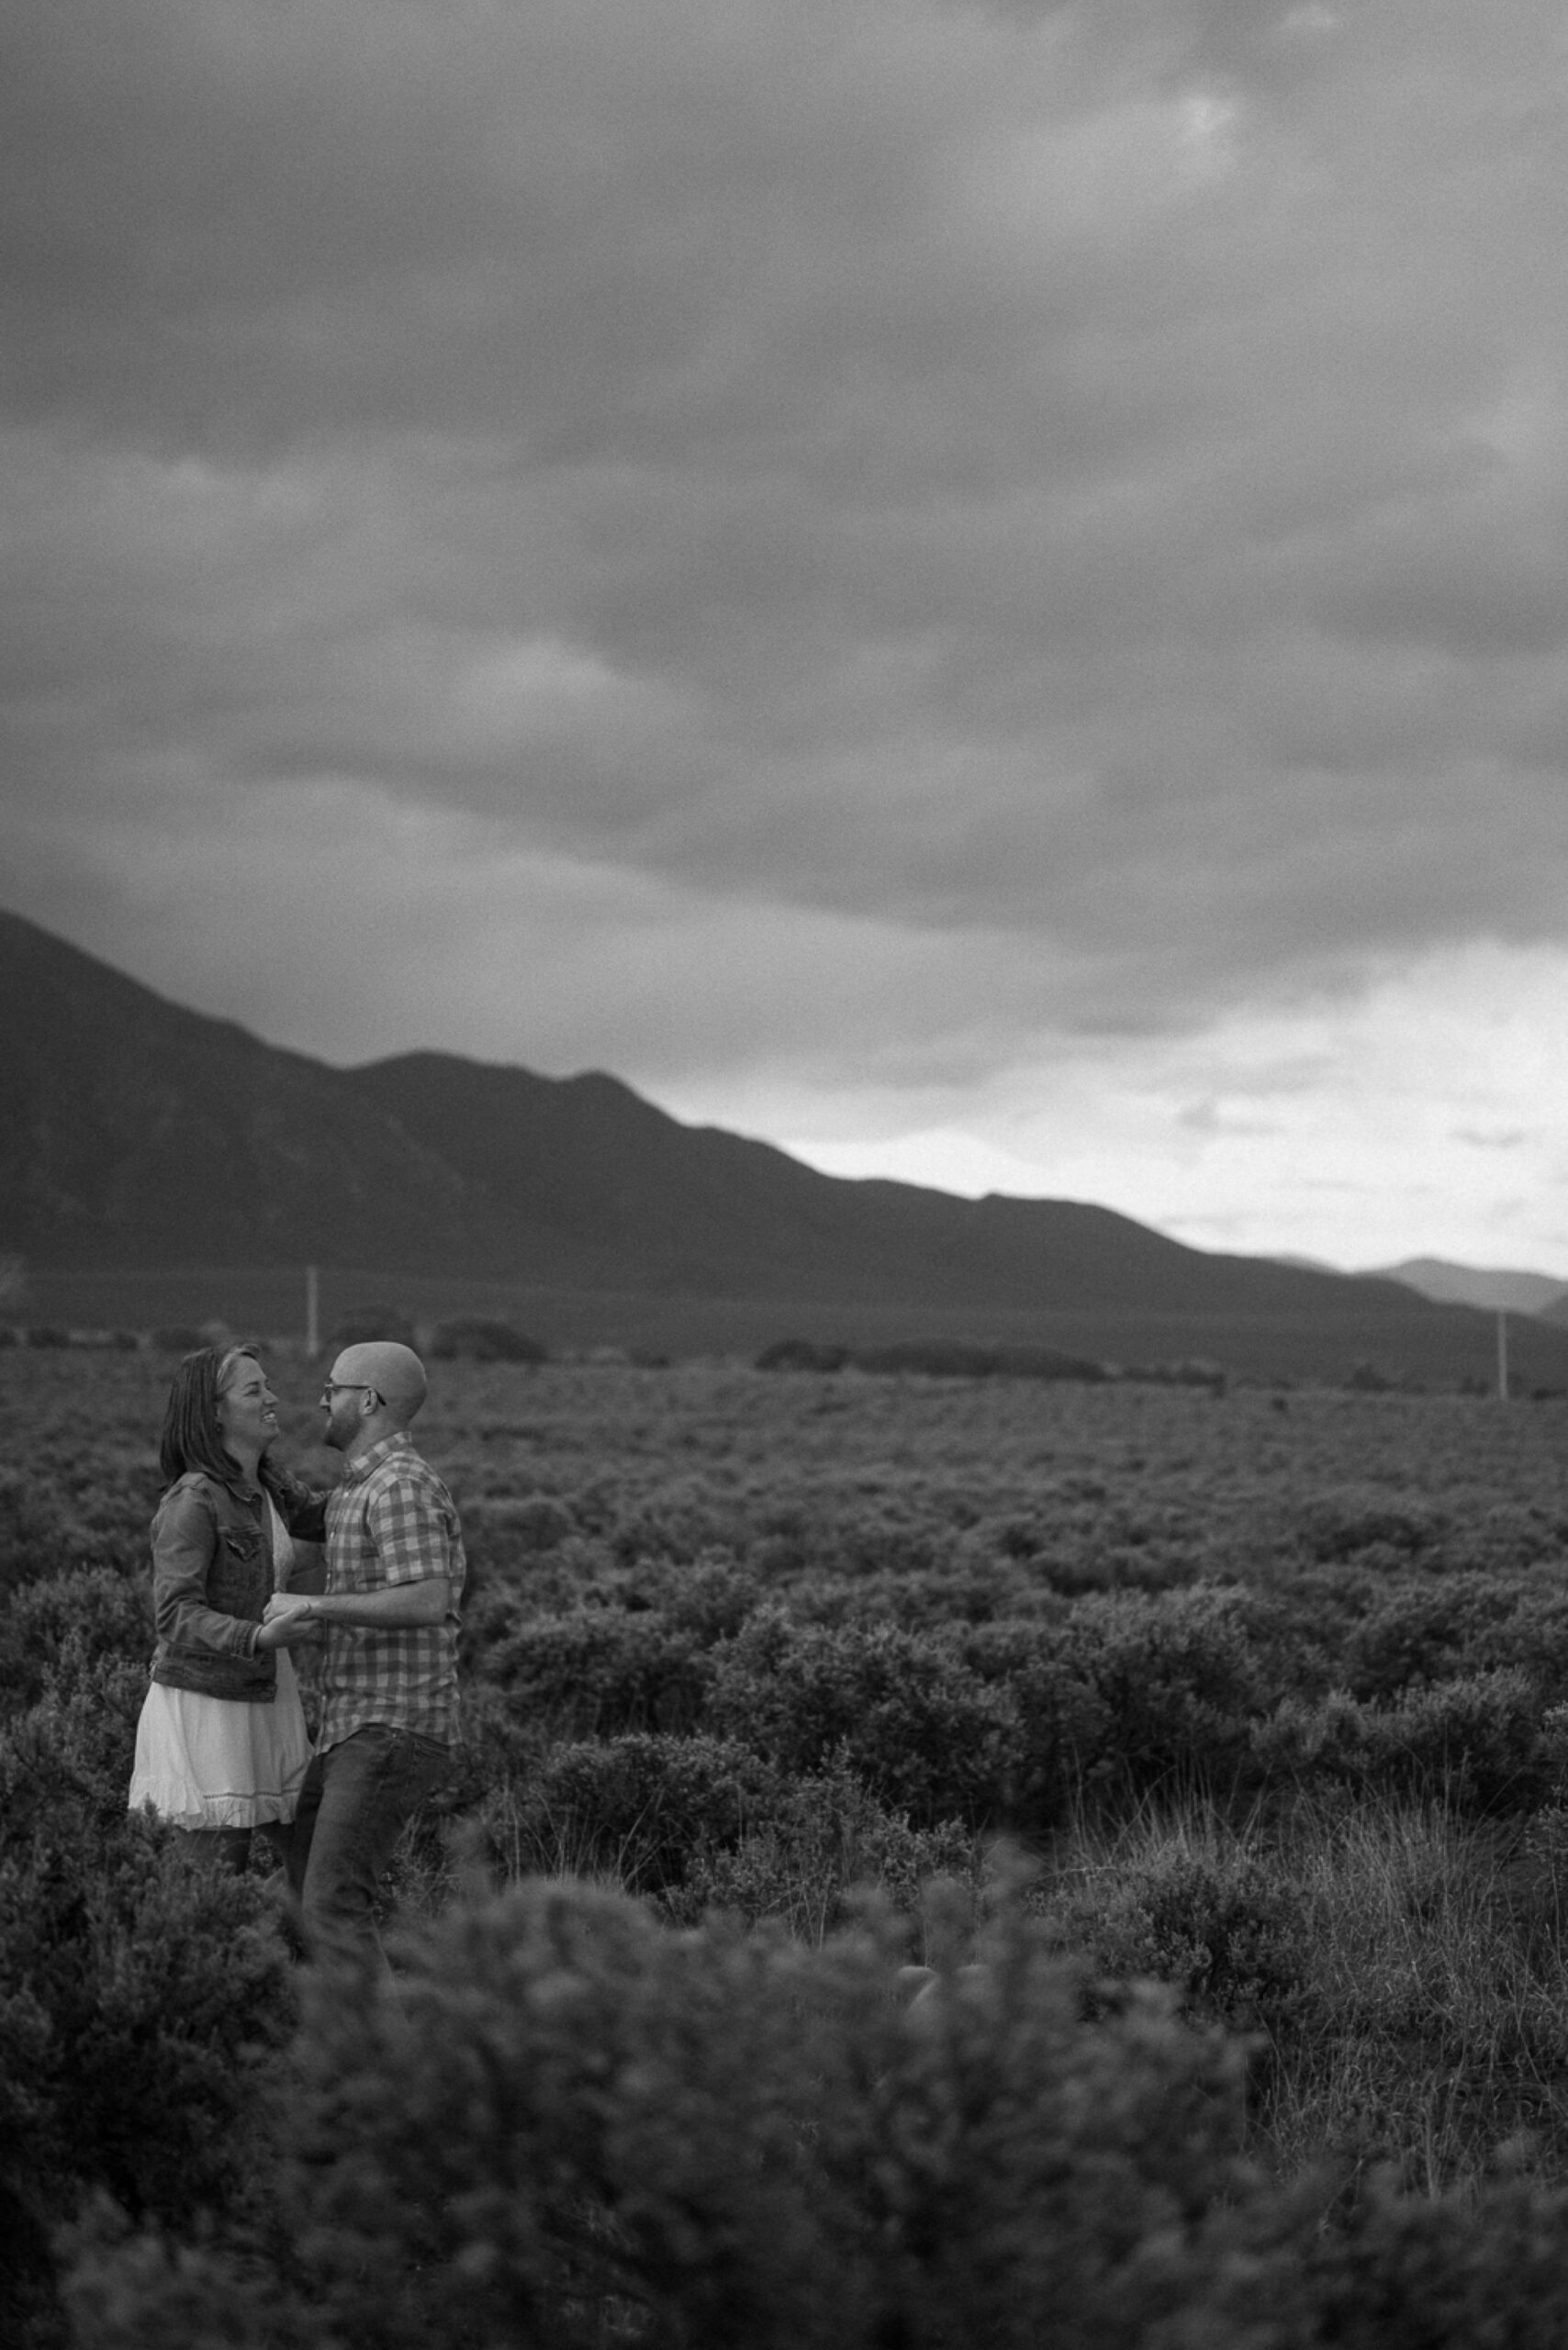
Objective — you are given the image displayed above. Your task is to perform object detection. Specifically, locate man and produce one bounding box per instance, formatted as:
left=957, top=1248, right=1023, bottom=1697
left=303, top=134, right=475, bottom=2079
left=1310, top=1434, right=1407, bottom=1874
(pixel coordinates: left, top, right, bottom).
left=263, top=1338, right=465, bottom=1973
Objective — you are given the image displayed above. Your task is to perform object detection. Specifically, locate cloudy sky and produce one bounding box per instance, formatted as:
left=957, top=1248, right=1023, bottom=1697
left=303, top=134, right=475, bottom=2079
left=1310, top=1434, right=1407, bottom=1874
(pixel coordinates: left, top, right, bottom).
left=6, top=0, right=1568, bottom=1273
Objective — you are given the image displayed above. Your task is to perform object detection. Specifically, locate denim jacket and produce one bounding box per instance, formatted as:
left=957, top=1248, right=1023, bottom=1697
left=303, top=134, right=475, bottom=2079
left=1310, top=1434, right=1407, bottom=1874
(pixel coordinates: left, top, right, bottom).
left=149, top=1463, right=328, bottom=1703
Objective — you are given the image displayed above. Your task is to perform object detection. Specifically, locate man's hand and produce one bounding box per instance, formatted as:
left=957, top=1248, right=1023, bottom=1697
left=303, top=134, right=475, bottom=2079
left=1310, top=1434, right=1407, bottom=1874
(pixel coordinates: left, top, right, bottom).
left=257, top=1591, right=319, bottom=1651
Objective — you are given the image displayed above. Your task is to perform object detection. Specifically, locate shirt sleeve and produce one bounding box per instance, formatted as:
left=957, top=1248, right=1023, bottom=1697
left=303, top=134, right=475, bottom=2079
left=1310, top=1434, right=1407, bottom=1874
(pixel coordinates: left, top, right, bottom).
left=364, top=1470, right=456, bottom=1592
left=151, top=1484, right=263, bottom=1659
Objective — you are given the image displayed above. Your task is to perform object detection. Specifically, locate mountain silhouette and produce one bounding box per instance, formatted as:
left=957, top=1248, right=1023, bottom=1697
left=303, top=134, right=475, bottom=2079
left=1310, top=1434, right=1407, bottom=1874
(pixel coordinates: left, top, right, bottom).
left=6, top=907, right=1567, bottom=1383
left=0, top=912, right=472, bottom=1269
left=1372, top=1258, right=1568, bottom=1317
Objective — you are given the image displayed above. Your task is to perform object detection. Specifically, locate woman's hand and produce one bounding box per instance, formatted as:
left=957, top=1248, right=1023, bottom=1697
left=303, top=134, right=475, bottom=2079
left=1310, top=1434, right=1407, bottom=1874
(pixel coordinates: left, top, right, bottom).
left=256, top=1594, right=319, bottom=1651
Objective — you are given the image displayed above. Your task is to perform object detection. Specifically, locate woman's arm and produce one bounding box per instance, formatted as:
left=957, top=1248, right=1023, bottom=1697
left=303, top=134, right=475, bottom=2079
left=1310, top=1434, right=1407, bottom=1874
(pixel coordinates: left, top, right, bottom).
left=254, top=1608, right=317, bottom=1652
left=151, top=1484, right=266, bottom=1659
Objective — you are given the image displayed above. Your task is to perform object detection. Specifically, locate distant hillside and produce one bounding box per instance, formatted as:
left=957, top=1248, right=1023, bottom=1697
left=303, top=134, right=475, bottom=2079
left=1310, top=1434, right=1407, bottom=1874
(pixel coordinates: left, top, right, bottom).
left=7, top=907, right=1568, bottom=1385
left=1372, top=1258, right=1568, bottom=1317
left=0, top=912, right=474, bottom=1269
left=346, top=1049, right=1428, bottom=1320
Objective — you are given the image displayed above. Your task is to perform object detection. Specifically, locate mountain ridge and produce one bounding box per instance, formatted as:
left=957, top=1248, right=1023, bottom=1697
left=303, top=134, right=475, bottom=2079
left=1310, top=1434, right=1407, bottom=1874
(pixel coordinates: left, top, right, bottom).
left=6, top=906, right=1568, bottom=1383
left=1369, top=1257, right=1568, bottom=1317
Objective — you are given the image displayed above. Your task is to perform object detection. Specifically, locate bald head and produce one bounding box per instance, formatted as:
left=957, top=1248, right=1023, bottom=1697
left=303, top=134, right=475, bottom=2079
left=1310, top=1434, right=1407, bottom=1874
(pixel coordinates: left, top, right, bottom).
left=331, top=1340, right=428, bottom=1426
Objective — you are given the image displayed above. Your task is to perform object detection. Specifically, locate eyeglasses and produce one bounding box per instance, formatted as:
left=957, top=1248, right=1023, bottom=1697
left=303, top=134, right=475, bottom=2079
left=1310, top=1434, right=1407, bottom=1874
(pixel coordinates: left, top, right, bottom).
left=319, top=1381, right=386, bottom=1407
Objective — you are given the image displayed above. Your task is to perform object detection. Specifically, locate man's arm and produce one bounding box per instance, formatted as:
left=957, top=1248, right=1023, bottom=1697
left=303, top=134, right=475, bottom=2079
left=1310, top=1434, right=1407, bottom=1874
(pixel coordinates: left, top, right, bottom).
left=266, top=1464, right=330, bottom=1545
left=263, top=1579, right=451, bottom=1631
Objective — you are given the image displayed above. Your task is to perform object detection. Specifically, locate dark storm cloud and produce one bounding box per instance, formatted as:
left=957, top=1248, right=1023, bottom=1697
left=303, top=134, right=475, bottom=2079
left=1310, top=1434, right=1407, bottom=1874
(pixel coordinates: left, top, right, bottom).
left=3, top=0, right=1567, bottom=1081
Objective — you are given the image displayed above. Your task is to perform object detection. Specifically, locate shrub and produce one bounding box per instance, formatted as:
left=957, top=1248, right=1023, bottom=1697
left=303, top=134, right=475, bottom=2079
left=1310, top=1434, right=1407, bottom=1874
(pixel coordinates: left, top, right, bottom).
left=1378, top=1668, right=1546, bottom=1811
left=483, top=1609, right=715, bottom=1739
left=479, top=1731, right=782, bottom=1894
left=1253, top=1670, right=1547, bottom=1812
left=756, top=1339, right=849, bottom=1371
left=852, top=1339, right=1001, bottom=1379
left=622, top=1549, right=763, bottom=1641
left=1304, top=2176, right=1568, bottom=2350
left=958, top=1621, right=1113, bottom=1829
left=1040, top=1841, right=1307, bottom=2035
left=609, top=1480, right=752, bottom=1566
left=462, top=1493, right=581, bottom=1580
left=780, top=1556, right=1043, bottom=1633
left=1457, top=1576, right=1568, bottom=1705
left=429, top=1317, right=547, bottom=1363
left=0, top=1649, right=297, bottom=2343
left=672, top=1751, right=980, bottom=1934
left=708, top=1613, right=1019, bottom=1826
left=989, top=1345, right=1108, bottom=1383
left=327, top=1304, right=416, bottom=1349
left=0, top=1565, right=151, bottom=1711
left=61, top=1875, right=1288, bottom=2350
left=1341, top=1575, right=1515, bottom=1701
left=0, top=1475, right=83, bottom=1598
left=1250, top=1688, right=1385, bottom=1792
left=1299, top=1489, right=1445, bottom=1565
left=1054, top=1586, right=1264, bottom=1798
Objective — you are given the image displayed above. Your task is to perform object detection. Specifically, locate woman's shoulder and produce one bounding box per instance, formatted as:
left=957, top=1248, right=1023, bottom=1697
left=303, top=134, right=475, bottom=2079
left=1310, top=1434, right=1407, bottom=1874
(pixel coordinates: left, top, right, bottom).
left=154, top=1471, right=225, bottom=1524
left=150, top=1475, right=217, bottom=1558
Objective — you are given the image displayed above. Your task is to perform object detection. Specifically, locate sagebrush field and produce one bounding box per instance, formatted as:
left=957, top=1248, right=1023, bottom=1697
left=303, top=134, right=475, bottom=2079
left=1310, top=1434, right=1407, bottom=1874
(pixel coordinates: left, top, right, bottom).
left=13, top=1342, right=1568, bottom=2345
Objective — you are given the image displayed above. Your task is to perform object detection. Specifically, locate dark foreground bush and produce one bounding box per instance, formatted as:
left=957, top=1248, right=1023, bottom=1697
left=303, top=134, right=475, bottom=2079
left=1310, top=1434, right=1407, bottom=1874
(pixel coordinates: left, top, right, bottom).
left=60, top=1873, right=1568, bottom=2350
left=59, top=1876, right=1269, bottom=2350
left=0, top=1644, right=298, bottom=2344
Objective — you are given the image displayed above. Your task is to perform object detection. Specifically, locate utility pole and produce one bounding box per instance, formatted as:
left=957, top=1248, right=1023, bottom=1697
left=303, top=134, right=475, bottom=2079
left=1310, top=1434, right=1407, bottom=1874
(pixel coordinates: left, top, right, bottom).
left=1497, top=1307, right=1509, bottom=1402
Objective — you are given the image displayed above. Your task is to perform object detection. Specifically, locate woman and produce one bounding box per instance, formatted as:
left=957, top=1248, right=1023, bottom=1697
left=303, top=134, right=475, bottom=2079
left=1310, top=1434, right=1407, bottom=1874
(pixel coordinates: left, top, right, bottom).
left=129, top=1343, right=326, bottom=1871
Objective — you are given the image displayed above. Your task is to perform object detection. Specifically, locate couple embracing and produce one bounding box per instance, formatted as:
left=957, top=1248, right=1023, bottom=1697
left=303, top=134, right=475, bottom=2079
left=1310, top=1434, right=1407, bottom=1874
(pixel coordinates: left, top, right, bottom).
left=128, top=1337, right=465, bottom=1974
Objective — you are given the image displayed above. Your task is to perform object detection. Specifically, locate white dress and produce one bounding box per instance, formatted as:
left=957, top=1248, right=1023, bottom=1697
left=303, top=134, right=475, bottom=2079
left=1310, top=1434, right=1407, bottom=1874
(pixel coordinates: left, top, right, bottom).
left=129, top=1494, right=313, bottom=1830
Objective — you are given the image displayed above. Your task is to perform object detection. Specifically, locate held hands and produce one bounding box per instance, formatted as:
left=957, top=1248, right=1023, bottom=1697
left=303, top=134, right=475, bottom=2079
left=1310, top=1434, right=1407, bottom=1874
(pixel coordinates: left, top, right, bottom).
left=256, top=1591, right=321, bottom=1651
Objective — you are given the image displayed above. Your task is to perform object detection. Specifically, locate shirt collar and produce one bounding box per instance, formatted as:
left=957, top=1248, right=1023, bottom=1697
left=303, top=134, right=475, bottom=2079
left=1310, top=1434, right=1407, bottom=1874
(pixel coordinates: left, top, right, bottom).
left=339, top=1430, right=414, bottom=1488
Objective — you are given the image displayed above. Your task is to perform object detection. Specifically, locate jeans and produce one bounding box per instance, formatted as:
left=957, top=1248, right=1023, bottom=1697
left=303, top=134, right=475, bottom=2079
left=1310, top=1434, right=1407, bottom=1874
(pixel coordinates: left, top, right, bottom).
left=286, top=1725, right=451, bottom=1975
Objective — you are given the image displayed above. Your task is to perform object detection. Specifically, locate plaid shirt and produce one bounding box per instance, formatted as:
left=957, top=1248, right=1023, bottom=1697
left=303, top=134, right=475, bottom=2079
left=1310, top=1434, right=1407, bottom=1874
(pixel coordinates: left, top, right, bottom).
left=319, top=1433, right=465, bottom=1754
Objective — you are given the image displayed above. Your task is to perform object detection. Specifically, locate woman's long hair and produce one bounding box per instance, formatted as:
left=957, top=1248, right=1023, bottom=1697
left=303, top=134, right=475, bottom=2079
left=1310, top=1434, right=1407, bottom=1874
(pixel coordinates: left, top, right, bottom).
left=158, top=1343, right=263, bottom=1490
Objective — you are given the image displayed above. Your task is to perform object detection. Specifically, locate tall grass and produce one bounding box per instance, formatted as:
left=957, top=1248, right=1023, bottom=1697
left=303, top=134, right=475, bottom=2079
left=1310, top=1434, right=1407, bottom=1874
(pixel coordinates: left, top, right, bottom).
left=1030, top=1785, right=1568, bottom=2194
left=384, top=1773, right=1568, bottom=2199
